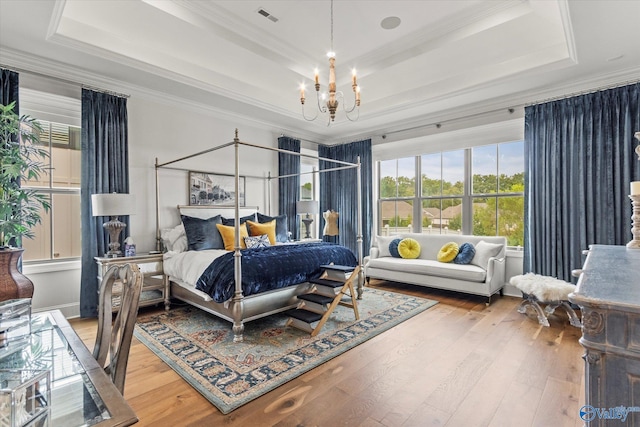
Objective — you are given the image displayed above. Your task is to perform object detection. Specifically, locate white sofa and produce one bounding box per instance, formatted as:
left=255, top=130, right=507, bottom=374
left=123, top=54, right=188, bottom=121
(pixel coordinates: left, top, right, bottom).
left=364, top=234, right=507, bottom=304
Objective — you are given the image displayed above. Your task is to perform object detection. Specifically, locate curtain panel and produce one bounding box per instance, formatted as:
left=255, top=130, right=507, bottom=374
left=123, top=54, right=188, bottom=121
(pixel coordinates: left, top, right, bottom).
left=80, top=89, right=130, bottom=317
left=278, top=136, right=301, bottom=240
left=0, top=69, right=19, bottom=108
left=524, top=82, right=640, bottom=282
left=319, top=139, right=373, bottom=258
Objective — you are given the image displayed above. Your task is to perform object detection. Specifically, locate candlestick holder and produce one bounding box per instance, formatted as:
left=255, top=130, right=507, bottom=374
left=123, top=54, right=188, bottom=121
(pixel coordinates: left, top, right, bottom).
left=628, top=194, right=640, bottom=249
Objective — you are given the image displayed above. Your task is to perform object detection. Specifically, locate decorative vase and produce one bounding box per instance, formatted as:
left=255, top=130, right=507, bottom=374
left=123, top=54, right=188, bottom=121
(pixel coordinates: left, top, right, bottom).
left=0, top=248, right=34, bottom=302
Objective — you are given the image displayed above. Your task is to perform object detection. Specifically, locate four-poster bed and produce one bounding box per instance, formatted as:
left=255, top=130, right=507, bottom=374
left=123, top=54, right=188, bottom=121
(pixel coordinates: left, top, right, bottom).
left=154, top=130, right=363, bottom=342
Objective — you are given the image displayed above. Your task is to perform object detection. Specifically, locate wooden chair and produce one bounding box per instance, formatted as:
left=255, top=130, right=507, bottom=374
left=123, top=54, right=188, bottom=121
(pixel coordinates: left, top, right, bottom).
left=93, top=263, right=144, bottom=394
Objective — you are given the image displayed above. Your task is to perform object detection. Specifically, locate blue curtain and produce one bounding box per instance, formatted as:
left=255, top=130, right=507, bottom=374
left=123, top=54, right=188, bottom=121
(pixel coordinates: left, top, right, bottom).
left=278, top=136, right=300, bottom=240
left=0, top=69, right=19, bottom=108
left=524, top=83, right=640, bottom=282
left=319, top=139, right=373, bottom=259
left=80, top=89, right=130, bottom=317
left=0, top=69, right=20, bottom=250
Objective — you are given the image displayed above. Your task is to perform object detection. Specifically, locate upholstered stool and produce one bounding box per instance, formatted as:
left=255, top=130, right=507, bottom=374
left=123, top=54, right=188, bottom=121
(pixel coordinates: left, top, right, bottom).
left=510, top=273, right=581, bottom=327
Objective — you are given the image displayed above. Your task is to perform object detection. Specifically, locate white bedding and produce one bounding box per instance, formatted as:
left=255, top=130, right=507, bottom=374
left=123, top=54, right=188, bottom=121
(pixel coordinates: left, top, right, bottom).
left=163, top=249, right=228, bottom=287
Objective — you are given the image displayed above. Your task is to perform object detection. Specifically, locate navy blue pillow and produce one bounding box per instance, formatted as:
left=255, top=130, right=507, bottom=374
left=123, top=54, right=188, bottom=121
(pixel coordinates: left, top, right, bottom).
left=181, top=215, right=224, bottom=251
left=389, top=238, right=402, bottom=258
left=256, top=213, right=289, bottom=243
left=221, top=213, right=256, bottom=226
left=454, top=242, right=476, bottom=264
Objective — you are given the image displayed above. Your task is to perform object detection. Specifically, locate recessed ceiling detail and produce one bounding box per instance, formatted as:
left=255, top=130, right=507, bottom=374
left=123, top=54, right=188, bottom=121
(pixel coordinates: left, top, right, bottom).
left=380, top=16, right=401, bottom=30
left=257, top=7, right=278, bottom=23
left=1, top=0, right=638, bottom=143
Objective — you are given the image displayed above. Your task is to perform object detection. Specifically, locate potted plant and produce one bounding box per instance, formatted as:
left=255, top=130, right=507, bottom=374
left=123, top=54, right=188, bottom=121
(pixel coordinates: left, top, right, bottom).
left=0, top=101, right=50, bottom=301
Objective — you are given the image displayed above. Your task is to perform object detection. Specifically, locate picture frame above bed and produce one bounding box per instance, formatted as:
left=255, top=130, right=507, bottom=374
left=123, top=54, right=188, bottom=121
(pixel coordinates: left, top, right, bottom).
left=189, top=171, right=245, bottom=206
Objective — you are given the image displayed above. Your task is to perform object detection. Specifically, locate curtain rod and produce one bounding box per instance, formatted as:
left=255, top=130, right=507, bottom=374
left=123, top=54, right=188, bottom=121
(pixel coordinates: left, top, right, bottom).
left=0, top=64, right=130, bottom=99
left=525, top=79, right=640, bottom=107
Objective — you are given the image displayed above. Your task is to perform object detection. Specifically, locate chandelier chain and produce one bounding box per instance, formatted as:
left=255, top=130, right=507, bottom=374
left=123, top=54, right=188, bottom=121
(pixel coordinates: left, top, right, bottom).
left=299, top=0, right=360, bottom=124
left=330, top=0, right=334, bottom=52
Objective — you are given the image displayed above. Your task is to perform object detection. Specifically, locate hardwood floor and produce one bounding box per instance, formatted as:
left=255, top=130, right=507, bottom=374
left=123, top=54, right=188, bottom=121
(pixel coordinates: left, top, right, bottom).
left=70, top=280, right=586, bottom=427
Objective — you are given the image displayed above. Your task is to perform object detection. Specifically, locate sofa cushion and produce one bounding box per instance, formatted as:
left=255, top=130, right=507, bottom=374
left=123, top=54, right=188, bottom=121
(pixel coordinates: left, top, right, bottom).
left=471, top=240, right=503, bottom=270
left=367, top=258, right=486, bottom=282
left=454, top=243, right=476, bottom=264
left=399, top=238, right=421, bottom=259
left=389, top=238, right=402, bottom=258
left=376, top=235, right=401, bottom=258
left=437, top=242, right=459, bottom=263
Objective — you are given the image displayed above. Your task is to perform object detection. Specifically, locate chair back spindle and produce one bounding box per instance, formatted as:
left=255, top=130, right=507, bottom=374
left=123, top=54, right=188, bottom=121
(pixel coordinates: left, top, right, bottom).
left=93, top=263, right=143, bottom=394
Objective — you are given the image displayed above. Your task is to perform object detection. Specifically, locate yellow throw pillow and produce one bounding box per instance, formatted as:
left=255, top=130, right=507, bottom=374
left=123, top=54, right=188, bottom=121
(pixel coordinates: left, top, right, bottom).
left=437, top=242, right=459, bottom=263
left=247, top=219, right=277, bottom=245
left=398, top=238, right=421, bottom=259
left=216, top=223, right=249, bottom=251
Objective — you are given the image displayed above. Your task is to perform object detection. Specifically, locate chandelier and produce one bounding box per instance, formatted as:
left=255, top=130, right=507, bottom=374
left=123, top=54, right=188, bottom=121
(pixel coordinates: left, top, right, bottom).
left=299, top=0, right=360, bottom=124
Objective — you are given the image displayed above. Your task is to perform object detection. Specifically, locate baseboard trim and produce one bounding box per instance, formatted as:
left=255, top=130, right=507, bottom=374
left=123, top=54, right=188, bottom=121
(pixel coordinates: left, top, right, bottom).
left=33, top=302, right=80, bottom=319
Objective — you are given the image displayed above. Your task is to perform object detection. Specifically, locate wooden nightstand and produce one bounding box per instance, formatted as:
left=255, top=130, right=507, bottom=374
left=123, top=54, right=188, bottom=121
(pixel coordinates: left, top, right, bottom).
left=95, top=253, right=169, bottom=312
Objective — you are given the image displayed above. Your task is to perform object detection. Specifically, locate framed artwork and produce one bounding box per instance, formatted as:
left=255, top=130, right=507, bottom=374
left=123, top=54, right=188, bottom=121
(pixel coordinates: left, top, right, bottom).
left=188, top=172, right=246, bottom=206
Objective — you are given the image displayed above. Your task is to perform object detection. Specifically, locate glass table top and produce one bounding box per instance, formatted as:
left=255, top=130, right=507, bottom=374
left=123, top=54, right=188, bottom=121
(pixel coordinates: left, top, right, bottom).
left=0, top=312, right=111, bottom=426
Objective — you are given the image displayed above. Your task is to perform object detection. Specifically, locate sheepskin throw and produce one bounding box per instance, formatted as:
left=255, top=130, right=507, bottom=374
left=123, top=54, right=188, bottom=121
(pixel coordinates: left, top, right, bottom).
left=510, top=273, right=576, bottom=301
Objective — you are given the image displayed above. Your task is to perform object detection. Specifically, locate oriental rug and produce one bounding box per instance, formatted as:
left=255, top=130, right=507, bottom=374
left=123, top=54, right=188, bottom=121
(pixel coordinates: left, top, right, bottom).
left=133, top=288, right=437, bottom=414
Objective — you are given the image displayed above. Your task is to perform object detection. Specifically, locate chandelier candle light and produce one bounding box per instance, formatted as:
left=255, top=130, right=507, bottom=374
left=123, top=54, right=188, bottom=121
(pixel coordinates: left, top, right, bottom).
left=300, top=0, right=360, bottom=124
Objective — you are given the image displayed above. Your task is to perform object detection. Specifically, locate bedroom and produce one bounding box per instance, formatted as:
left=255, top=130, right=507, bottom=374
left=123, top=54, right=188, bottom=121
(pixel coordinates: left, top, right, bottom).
left=1, top=0, right=639, bottom=425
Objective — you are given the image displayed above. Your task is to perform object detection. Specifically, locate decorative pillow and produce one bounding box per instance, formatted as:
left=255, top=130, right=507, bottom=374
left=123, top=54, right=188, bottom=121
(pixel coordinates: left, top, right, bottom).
left=160, top=223, right=188, bottom=253
left=389, top=238, right=402, bottom=258
left=244, top=234, right=271, bottom=249
left=398, top=238, right=421, bottom=259
left=216, top=223, right=249, bottom=251
left=222, top=213, right=257, bottom=226
left=246, top=219, right=277, bottom=245
left=453, top=243, right=475, bottom=264
left=437, top=242, right=459, bottom=263
left=376, top=235, right=401, bottom=258
left=470, top=240, right=503, bottom=270
left=256, top=213, right=289, bottom=243
left=181, top=215, right=224, bottom=251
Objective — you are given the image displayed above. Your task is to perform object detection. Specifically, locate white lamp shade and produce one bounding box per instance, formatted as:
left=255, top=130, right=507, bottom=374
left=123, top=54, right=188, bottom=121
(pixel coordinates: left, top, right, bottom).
left=91, top=193, right=135, bottom=217
left=296, top=200, right=319, bottom=215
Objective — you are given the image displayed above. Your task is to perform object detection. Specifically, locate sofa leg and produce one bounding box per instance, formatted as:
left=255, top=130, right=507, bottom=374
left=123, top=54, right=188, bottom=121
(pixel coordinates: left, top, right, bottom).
left=499, top=288, right=504, bottom=296
left=486, top=295, right=491, bottom=306
left=365, top=276, right=370, bottom=285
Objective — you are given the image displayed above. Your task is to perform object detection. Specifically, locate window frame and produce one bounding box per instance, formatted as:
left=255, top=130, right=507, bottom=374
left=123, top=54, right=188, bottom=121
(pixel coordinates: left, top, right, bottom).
left=377, top=141, right=524, bottom=245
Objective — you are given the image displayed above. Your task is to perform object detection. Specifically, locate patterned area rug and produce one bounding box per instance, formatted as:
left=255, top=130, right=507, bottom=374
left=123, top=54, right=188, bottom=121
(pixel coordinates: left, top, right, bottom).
left=134, top=288, right=437, bottom=414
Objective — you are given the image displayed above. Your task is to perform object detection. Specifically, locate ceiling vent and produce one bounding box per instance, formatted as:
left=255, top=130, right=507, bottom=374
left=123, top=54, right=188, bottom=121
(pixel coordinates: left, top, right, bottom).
left=257, top=8, right=278, bottom=23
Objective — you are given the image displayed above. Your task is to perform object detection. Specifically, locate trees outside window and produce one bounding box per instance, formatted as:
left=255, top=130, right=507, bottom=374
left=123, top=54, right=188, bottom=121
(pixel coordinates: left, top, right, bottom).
left=378, top=141, right=524, bottom=245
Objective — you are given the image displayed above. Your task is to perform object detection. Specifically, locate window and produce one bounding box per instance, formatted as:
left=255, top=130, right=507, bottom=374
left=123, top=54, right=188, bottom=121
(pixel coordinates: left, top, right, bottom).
left=471, top=141, right=524, bottom=245
left=421, top=150, right=464, bottom=234
left=377, top=141, right=525, bottom=245
left=379, top=157, right=415, bottom=235
left=21, top=120, right=81, bottom=261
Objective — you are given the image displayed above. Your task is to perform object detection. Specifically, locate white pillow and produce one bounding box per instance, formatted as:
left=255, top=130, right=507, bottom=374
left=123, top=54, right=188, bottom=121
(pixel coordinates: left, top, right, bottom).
left=161, top=223, right=188, bottom=253
left=470, top=240, right=503, bottom=270
left=375, top=235, right=401, bottom=258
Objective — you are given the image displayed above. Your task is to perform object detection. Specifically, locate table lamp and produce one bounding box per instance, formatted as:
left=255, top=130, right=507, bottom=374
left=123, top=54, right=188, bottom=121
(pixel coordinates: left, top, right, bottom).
left=297, top=200, right=319, bottom=239
left=91, top=193, right=135, bottom=257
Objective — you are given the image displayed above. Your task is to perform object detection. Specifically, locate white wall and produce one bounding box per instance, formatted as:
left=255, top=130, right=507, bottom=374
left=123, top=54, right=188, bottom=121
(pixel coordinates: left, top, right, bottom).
left=26, top=91, right=279, bottom=317
left=23, top=78, right=524, bottom=317
left=126, top=96, right=279, bottom=254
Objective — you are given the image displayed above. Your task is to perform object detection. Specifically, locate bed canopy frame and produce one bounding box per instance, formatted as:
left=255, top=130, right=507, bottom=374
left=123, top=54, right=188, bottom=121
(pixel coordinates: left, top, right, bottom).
left=154, top=129, right=363, bottom=341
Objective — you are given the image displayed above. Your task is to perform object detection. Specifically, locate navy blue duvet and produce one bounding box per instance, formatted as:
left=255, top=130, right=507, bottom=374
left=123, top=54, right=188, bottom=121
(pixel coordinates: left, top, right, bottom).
left=195, top=242, right=357, bottom=303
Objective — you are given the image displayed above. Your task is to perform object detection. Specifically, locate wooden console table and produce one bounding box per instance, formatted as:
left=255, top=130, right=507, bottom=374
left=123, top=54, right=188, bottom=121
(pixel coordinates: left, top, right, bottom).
left=569, top=245, right=640, bottom=426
